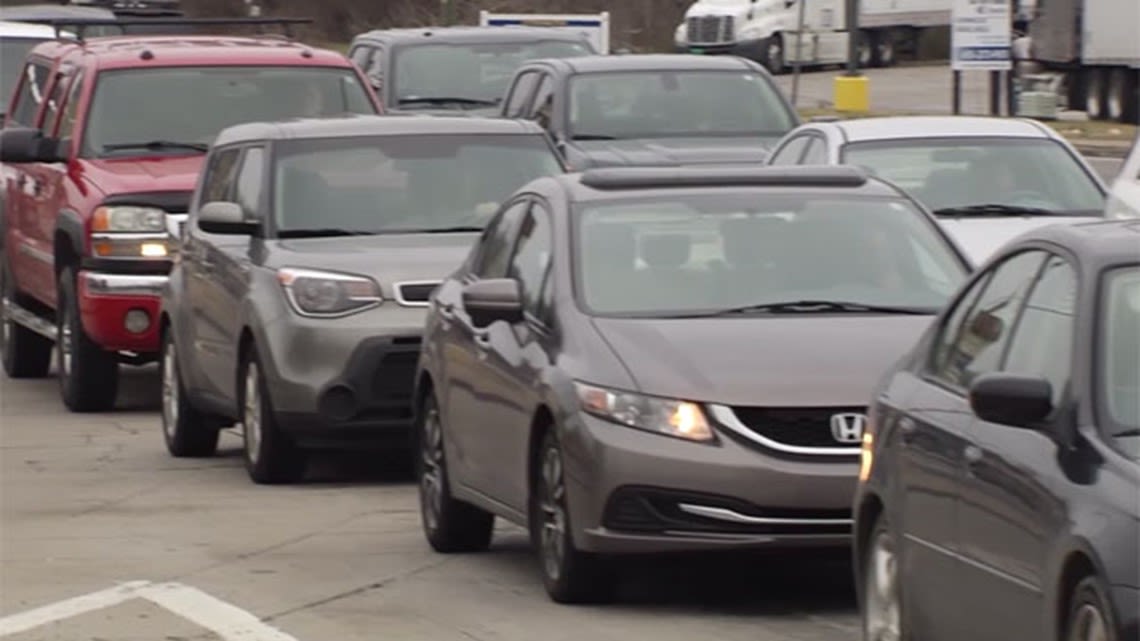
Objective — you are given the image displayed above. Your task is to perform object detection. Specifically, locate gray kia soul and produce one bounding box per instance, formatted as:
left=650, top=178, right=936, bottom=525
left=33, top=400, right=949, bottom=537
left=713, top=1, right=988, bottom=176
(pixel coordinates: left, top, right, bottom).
left=158, top=115, right=565, bottom=485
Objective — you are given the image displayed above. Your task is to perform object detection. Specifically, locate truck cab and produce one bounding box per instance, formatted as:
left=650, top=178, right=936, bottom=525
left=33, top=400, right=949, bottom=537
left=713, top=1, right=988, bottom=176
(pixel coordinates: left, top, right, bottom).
left=0, top=28, right=381, bottom=412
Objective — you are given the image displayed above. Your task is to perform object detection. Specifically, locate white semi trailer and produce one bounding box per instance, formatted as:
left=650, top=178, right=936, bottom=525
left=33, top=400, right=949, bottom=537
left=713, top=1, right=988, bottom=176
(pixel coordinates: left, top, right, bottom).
left=673, top=0, right=953, bottom=74
left=1019, top=0, right=1140, bottom=123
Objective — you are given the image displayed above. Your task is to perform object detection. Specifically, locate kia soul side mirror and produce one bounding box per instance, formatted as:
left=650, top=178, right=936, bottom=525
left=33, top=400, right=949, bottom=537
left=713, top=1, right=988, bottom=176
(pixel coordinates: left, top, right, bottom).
left=197, top=201, right=260, bottom=235
left=0, top=127, right=67, bottom=164
left=462, top=278, right=524, bottom=328
left=968, top=372, right=1053, bottom=430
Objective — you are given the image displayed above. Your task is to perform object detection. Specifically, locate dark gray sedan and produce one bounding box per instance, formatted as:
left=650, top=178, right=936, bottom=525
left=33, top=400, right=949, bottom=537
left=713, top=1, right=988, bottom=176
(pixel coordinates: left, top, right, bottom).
left=854, top=220, right=1140, bottom=641
left=412, top=165, right=972, bottom=603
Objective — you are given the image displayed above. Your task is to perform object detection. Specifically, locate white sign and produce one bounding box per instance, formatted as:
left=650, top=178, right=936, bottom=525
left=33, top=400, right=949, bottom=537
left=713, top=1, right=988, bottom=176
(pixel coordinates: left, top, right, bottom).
left=951, top=0, right=1012, bottom=71
left=478, top=11, right=610, bottom=55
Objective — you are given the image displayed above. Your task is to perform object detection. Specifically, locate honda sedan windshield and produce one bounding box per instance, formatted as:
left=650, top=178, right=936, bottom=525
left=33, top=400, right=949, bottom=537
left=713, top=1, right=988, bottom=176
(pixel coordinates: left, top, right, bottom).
left=1099, top=265, right=1140, bottom=460
left=842, top=137, right=1106, bottom=215
left=82, top=66, right=376, bottom=157
left=392, top=40, right=593, bottom=107
left=574, top=192, right=969, bottom=316
left=568, top=70, right=797, bottom=140
left=271, top=134, right=564, bottom=235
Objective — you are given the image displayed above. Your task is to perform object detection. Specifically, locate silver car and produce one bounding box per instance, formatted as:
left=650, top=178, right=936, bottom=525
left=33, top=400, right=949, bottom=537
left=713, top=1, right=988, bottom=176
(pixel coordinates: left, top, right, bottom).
left=159, top=115, right=565, bottom=484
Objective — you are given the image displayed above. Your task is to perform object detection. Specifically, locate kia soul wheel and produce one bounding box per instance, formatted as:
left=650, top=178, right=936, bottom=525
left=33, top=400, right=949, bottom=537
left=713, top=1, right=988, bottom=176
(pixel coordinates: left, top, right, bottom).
left=56, top=268, right=119, bottom=412
left=417, top=392, right=495, bottom=553
left=160, top=330, right=220, bottom=458
left=240, top=347, right=306, bottom=484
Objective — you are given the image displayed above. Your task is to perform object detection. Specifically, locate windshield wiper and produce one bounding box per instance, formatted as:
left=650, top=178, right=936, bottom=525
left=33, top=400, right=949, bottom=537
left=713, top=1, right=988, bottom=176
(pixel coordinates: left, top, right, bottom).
left=102, top=140, right=209, bottom=153
left=397, top=97, right=500, bottom=107
left=684, top=299, right=934, bottom=318
left=277, top=228, right=374, bottom=238
left=571, top=134, right=617, bottom=140
left=1111, top=429, right=1140, bottom=438
left=413, top=226, right=484, bottom=234
left=933, top=204, right=1058, bottom=217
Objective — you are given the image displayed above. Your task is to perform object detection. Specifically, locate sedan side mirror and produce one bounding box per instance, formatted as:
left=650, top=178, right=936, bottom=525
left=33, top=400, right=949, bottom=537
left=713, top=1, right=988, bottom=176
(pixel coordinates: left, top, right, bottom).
left=0, top=127, right=66, bottom=164
left=968, top=373, right=1053, bottom=429
left=197, top=201, right=260, bottom=235
left=462, top=278, right=524, bottom=328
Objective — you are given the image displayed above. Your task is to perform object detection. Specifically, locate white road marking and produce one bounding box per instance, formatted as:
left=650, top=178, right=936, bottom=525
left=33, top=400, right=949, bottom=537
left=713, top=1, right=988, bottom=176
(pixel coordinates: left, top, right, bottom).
left=0, top=580, right=301, bottom=641
left=0, top=580, right=152, bottom=636
left=142, top=582, right=300, bottom=641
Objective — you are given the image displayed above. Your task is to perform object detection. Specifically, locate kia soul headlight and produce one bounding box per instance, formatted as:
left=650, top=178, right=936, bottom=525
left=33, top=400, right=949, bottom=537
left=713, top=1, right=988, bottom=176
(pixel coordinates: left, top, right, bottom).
left=574, top=382, right=714, bottom=443
left=277, top=268, right=382, bottom=318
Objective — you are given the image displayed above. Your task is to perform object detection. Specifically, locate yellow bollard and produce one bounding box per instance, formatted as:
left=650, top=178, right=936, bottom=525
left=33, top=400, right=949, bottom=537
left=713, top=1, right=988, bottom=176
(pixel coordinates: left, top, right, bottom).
left=833, top=75, right=870, bottom=113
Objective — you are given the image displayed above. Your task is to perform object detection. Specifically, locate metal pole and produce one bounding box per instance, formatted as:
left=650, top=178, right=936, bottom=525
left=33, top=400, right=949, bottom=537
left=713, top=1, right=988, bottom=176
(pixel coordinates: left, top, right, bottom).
left=790, top=0, right=808, bottom=107
left=1006, top=70, right=1016, bottom=115
left=846, top=0, right=860, bottom=76
left=442, top=0, right=455, bottom=26
left=952, top=71, right=962, bottom=114
left=989, top=70, right=1001, bottom=115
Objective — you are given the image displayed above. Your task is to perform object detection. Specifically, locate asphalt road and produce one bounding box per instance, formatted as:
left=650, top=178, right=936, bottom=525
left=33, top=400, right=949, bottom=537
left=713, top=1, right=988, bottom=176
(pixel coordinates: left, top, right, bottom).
left=0, top=61, right=1124, bottom=640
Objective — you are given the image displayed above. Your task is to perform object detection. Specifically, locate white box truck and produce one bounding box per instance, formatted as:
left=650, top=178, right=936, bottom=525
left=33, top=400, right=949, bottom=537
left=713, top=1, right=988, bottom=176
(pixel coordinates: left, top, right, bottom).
left=673, top=0, right=952, bottom=74
left=1018, top=0, right=1140, bottom=123
left=478, top=11, right=610, bottom=55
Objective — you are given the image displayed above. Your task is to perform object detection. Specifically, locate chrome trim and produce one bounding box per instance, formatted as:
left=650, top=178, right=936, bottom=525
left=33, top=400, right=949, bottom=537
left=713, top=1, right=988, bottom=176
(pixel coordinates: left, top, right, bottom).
left=394, top=280, right=441, bottom=307
left=90, top=232, right=172, bottom=242
left=2, top=299, right=57, bottom=340
left=18, top=243, right=53, bottom=264
left=80, top=272, right=168, bottom=297
left=166, top=212, right=188, bottom=239
left=677, top=504, right=853, bottom=526
left=707, top=404, right=861, bottom=456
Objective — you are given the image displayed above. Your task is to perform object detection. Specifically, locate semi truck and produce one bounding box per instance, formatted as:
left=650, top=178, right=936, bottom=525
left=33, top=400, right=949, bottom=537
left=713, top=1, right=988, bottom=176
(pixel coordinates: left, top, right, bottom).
left=673, top=0, right=953, bottom=74
left=1018, top=0, right=1140, bottom=124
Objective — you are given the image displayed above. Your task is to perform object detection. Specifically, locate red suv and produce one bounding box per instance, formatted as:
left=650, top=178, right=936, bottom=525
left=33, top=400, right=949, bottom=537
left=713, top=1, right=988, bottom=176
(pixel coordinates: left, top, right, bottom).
left=0, top=22, right=382, bottom=411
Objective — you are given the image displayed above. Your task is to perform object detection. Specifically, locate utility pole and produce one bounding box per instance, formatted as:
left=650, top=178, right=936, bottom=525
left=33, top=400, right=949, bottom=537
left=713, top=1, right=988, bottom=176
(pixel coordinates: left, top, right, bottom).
left=833, top=0, right=870, bottom=112
left=845, top=0, right=859, bottom=76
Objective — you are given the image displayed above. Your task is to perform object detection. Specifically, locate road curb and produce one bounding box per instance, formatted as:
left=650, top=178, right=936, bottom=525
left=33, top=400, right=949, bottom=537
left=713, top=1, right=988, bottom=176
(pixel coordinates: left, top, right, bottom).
left=1070, top=142, right=1131, bottom=159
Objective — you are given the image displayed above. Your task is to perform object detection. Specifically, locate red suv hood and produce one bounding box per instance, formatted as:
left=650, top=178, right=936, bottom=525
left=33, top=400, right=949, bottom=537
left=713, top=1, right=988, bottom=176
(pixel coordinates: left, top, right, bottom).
left=81, top=155, right=205, bottom=197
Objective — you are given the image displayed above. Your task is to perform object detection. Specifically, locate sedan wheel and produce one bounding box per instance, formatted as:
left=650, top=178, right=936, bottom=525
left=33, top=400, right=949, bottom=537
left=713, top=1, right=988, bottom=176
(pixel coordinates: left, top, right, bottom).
left=1066, top=577, right=1118, bottom=641
left=863, top=518, right=901, bottom=641
left=538, top=445, right=568, bottom=582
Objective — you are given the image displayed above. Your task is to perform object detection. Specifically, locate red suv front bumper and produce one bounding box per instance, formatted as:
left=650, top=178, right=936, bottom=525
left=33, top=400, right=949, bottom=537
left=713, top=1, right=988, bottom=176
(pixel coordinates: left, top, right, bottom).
left=77, top=271, right=166, bottom=353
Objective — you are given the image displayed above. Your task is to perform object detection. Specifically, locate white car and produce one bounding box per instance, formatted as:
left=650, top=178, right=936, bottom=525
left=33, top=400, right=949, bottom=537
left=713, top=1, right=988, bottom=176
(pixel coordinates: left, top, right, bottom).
left=1106, top=133, right=1140, bottom=219
left=0, top=20, right=61, bottom=117
left=765, top=116, right=1109, bottom=264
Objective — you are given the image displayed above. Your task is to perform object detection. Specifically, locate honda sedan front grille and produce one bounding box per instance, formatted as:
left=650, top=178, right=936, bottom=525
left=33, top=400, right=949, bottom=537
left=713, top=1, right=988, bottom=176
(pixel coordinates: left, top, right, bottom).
left=708, top=405, right=866, bottom=456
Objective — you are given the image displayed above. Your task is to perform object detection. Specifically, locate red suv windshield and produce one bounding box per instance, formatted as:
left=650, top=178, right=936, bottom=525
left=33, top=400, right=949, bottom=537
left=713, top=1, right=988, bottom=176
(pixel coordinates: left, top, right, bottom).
left=82, top=65, right=376, bottom=157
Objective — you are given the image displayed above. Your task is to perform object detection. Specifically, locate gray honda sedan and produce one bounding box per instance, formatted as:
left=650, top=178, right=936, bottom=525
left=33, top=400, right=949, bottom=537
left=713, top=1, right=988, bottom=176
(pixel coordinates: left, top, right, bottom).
left=412, top=165, right=973, bottom=603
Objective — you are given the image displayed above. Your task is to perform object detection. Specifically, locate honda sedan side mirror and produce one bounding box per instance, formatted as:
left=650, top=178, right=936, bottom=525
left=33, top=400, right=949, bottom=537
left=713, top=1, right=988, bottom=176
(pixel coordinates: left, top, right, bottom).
left=197, top=201, right=260, bottom=235
left=463, top=278, right=524, bottom=328
left=0, top=127, right=66, bottom=164
left=968, top=372, right=1053, bottom=429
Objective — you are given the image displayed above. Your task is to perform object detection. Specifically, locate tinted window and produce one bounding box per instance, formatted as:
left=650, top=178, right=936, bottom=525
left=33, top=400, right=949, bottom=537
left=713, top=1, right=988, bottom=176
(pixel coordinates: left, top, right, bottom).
left=199, top=148, right=242, bottom=205
left=234, top=147, right=265, bottom=218
left=82, top=67, right=376, bottom=157
left=505, top=71, right=539, bottom=118
left=474, top=200, right=528, bottom=279
left=929, top=269, right=993, bottom=379
left=8, top=61, right=52, bottom=126
left=391, top=40, right=592, bottom=106
left=272, top=134, right=563, bottom=235
left=0, top=39, right=48, bottom=112
left=55, top=69, right=85, bottom=139
left=1003, top=255, right=1076, bottom=409
left=931, top=250, right=1047, bottom=388
left=768, top=137, right=808, bottom=165
left=1099, top=265, right=1140, bottom=459
left=508, top=204, right=553, bottom=316
left=842, top=138, right=1106, bottom=215
left=568, top=71, right=797, bottom=140
left=41, top=71, right=70, bottom=134
left=574, top=193, right=968, bottom=316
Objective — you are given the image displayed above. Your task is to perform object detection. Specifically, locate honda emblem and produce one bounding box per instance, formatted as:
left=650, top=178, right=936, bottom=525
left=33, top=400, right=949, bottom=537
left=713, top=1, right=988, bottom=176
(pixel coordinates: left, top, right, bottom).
left=830, top=413, right=866, bottom=444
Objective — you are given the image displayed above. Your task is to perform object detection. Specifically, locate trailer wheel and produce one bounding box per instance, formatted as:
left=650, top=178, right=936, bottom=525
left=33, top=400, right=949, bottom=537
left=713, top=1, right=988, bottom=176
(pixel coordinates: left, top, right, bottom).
left=872, top=30, right=896, bottom=68
left=1106, top=68, right=1138, bottom=124
left=1085, top=68, right=1108, bottom=120
left=857, top=31, right=874, bottom=69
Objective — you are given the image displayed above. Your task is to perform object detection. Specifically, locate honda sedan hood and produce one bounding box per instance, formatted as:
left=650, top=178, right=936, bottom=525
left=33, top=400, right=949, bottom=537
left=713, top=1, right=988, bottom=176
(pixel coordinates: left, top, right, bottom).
left=937, top=215, right=1099, bottom=265
left=572, top=136, right=774, bottom=168
left=591, top=314, right=934, bottom=406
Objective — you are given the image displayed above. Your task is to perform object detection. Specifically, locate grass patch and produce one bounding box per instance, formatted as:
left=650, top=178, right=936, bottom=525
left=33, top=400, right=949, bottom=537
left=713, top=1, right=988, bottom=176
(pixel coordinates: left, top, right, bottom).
left=797, top=107, right=1136, bottom=145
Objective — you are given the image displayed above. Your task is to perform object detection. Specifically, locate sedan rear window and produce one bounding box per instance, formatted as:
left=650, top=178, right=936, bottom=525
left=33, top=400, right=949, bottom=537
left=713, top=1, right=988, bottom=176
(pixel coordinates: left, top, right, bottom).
left=841, top=137, right=1106, bottom=216
left=1099, top=265, right=1140, bottom=459
left=573, top=192, right=969, bottom=316
left=82, top=66, right=376, bottom=156
left=270, top=134, right=564, bottom=235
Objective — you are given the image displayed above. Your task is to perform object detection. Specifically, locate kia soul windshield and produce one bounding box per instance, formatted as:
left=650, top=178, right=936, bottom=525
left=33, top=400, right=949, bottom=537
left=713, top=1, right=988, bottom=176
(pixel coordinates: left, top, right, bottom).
left=575, top=192, right=969, bottom=316
left=271, top=134, right=564, bottom=235
left=82, top=66, right=376, bottom=156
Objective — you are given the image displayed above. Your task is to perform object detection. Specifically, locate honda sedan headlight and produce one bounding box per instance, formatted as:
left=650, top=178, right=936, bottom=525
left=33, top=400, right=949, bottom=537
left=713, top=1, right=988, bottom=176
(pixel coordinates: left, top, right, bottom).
left=277, top=267, right=382, bottom=318
left=574, top=382, right=714, bottom=443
